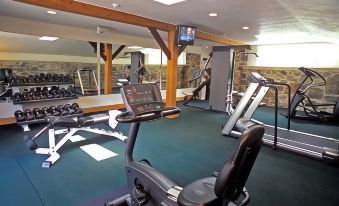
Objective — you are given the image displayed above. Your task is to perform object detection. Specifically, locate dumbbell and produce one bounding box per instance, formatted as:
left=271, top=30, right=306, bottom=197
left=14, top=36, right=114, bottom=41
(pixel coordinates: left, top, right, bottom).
left=46, top=73, right=53, bottom=82
left=28, top=75, right=35, bottom=83
left=33, top=108, right=45, bottom=119
left=24, top=109, right=35, bottom=121
left=39, top=73, right=47, bottom=82
left=40, top=91, right=48, bottom=99
left=48, top=106, right=61, bottom=116
left=21, top=92, right=30, bottom=101
left=63, top=104, right=75, bottom=114
left=12, top=92, right=23, bottom=102
left=58, top=74, right=65, bottom=82
left=57, top=105, right=68, bottom=116
left=52, top=74, right=61, bottom=82
left=34, top=75, right=42, bottom=83
left=22, top=77, right=30, bottom=84
left=59, top=88, right=69, bottom=97
left=14, top=110, right=26, bottom=122
left=41, top=107, right=52, bottom=117
left=71, top=103, right=83, bottom=114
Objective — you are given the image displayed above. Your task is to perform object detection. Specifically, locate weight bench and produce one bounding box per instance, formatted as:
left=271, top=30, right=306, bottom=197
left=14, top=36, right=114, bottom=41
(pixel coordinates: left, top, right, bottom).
left=23, top=110, right=128, bottom=168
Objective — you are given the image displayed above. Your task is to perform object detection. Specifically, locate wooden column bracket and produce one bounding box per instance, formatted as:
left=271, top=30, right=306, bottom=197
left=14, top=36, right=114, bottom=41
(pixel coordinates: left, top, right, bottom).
left=88, top=41, right=106, bottom=61
left=178, top=45, right=187, bottom=56
left=148, top=27, right=171, bottom=59
left=112, top=45, right=126, bottom=60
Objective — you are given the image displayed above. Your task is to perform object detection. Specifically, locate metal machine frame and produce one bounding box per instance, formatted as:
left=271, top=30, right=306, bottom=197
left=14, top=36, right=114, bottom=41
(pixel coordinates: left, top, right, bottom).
left=25, top=110, right=127, bottom=168
left=222, top=72, right=339, bottom=164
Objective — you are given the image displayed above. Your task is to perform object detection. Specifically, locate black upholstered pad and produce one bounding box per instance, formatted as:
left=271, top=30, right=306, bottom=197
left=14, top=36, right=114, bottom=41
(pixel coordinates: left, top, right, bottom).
left=51, top=118, right=79, bottom=128
left=77, top=114, right=109, bottom=127
left=178, top=177, right=219, bottom=206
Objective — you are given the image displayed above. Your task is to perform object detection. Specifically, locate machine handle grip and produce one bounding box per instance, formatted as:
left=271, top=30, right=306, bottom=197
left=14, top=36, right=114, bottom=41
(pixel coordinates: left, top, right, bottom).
left=116, top=107, right=180, bottom=123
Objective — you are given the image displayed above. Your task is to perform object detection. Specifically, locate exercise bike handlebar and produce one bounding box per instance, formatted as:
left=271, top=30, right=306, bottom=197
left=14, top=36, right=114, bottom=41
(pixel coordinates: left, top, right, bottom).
left=116, top=107, right=181, bottom=123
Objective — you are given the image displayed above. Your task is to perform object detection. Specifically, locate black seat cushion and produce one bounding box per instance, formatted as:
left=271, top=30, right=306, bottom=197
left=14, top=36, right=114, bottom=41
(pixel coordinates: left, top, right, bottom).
left=178, top=177, right=220, bottom=206
left=50, top=117, right=79, bottom=128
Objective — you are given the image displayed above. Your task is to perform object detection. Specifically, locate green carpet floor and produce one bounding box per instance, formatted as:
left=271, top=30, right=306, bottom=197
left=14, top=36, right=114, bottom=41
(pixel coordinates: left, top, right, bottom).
left=0, top=105, right=338, bottom=206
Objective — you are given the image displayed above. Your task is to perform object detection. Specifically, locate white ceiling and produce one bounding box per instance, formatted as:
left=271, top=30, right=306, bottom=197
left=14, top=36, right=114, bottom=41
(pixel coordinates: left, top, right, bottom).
left=0, top=0, right=339, bottom=45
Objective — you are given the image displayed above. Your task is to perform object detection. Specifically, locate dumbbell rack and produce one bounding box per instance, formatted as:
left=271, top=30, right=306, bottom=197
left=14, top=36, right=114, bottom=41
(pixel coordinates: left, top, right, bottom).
left=10, top=78, right=79, bottom=131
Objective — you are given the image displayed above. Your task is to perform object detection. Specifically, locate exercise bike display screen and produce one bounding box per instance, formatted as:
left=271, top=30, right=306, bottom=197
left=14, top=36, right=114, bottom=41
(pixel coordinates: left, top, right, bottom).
left=121, top=83, right=164, bottom=116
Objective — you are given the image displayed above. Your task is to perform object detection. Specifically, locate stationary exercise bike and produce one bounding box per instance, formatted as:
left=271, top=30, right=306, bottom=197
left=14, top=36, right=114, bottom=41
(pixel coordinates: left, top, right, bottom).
left=106, top=83, right=265, bottom=206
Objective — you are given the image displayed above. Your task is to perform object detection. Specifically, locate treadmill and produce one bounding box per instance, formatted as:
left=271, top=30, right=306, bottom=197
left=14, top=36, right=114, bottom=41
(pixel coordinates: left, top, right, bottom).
left=222, top=72, right=339, bottom=164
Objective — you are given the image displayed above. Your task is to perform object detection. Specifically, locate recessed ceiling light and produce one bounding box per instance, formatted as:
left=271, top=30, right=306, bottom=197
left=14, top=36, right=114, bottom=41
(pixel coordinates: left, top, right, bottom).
left=112, top=3, right=120, bottom=8
left=46, top=10, right=57, bottom=15
left=128, top=46, right=143, bottom=49
left=38, top=36, right=59, bottom=41
left=209, top=13, right=218, bottom=17
left=242, top=26, right=249, bottom=30
left=153, top=0, right=186, bottom=6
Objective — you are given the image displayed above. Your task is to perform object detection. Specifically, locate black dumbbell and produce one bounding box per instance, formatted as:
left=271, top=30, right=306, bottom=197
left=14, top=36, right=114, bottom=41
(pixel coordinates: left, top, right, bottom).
left=52, top=74, right=61, bottom=82
left=33, top=108, right=45, bottom=119
left=71, top=103, right=83, bottom=114
left=14, top=110, right=26, bottom=122
left=39, top=73, right=47, bottom=82
left=28, top=75, right=35, bottom=83
left=34, top=75, right=41, bottom=83
left=59, top=88, right=68, bottom=97
left=58, top=74, right=65, bottom=82
left=24, top=109, right=35, bottom=121
left=63, top=104, right=75, bottom=114
left=40, top=91, right=48, bottom=99
left=21, top=92, right=30, bottom=101
left=57, top=105, right=68, bottom=116
left=41, top=107, right=52, bottom=117
left=49, top=106, right=61, bottom=116
left=68, top=89, right=76, bottom=97
left=46, top=73, right=53, bottom=82
left=12, top=92, right=23, bottom=102
left=22, top=77, right=30, bottom=84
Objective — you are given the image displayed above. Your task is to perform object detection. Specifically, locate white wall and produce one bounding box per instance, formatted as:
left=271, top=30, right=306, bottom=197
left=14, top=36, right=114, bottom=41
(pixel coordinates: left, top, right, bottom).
left=248, top=43, right=339, bottom=68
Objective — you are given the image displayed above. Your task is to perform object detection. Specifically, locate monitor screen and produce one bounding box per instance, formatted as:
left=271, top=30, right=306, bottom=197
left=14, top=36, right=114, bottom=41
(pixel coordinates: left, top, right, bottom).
left=177, top=25, right=196, bottom=45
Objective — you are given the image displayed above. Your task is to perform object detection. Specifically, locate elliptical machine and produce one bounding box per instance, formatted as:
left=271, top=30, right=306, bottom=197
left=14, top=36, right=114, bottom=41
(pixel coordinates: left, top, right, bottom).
left=289, top=67, right=339, bottom=122
left=106, top=83, right=265, bottom=206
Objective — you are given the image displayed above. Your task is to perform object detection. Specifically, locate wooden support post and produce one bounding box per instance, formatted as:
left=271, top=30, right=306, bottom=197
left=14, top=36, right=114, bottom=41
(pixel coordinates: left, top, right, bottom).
left=166, top=30, right=179, bottom=118
left=104, top=43, right=112, bottom=94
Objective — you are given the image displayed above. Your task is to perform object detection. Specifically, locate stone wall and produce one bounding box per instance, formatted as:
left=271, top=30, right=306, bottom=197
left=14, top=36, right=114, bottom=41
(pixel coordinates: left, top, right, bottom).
left=0, top=52, right=200, bottom=90
left=233, top=66, right=339, bottom=108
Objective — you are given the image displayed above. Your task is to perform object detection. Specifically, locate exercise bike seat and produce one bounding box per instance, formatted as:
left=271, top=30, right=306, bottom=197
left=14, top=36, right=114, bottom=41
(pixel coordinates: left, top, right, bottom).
left=50, top=117, right=79, bottom=128
left=178, top=177, right=219, bottom=206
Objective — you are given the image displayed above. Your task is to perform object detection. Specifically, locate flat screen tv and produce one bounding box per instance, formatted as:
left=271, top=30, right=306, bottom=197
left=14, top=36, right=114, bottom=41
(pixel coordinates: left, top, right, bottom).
left=177, top=25, right=196, bottom=46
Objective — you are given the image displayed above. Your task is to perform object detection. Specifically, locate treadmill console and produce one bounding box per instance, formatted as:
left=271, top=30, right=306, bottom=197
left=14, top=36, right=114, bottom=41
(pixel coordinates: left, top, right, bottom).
left=120, top=83, right=164, bottom=116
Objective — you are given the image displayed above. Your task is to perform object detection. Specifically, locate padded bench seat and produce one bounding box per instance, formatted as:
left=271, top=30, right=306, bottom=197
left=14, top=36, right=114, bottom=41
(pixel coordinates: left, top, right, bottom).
left=77, top=114, right=109, bottom=127
left=50, top=114, right=110, bottom=128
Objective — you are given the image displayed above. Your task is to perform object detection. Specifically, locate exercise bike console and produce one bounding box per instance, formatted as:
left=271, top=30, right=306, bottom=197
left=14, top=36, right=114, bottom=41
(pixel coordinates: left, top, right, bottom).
left=118, top=83, right=180, bottom=122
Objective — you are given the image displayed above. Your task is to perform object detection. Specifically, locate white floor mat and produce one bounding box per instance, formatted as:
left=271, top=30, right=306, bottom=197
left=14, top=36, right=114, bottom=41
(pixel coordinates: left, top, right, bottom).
left=80, top=144, right=118, bottom=161
left=69, top=135, right=86, bottom=142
